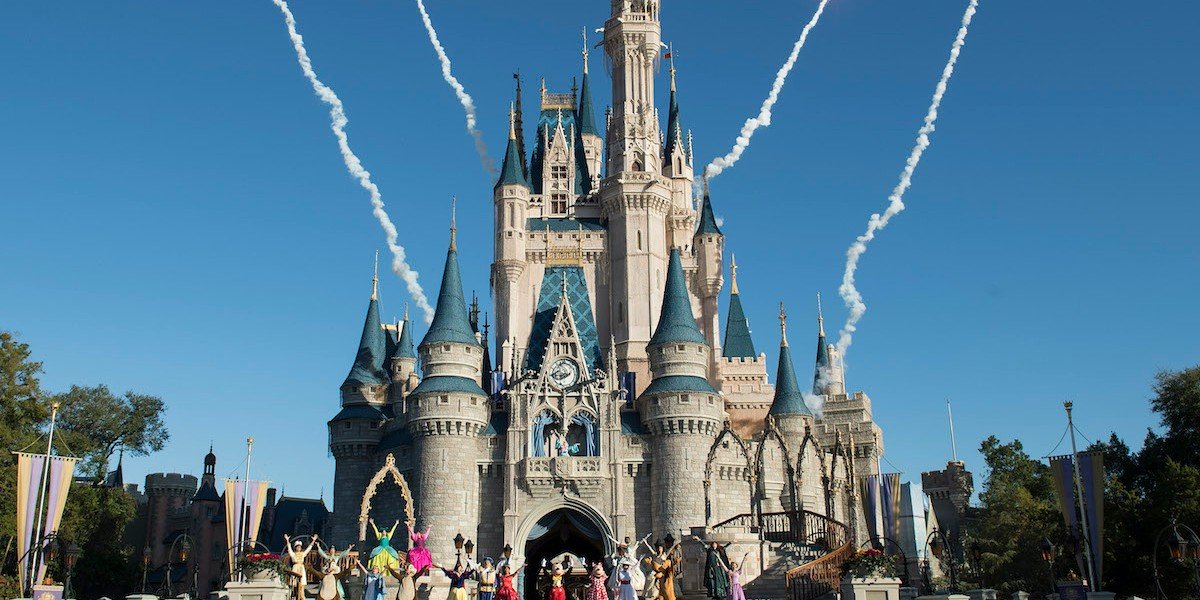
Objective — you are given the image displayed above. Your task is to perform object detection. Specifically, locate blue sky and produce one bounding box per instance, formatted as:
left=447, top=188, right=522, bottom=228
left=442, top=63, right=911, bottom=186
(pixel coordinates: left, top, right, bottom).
left=1, top=0, right=1196, bottom=501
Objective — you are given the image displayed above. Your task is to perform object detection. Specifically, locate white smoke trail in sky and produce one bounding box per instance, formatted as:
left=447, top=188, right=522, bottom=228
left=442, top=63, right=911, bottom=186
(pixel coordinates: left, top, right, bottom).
left=836, top=0, right=981, bottom=355
left=703, top=0, right=830, bottom=182
left=413, top=0, right=495, bottom=178
left=270, top=0, right=436, bottom=324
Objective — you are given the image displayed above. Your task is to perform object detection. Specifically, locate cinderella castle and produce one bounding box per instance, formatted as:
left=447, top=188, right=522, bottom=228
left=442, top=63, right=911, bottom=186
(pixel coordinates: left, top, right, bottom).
left=327, top=0, right=885, bottom=594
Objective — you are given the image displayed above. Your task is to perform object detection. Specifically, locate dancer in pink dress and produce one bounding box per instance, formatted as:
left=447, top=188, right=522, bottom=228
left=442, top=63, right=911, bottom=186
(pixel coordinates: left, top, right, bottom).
left=406, top=524, right=434, bottom=575
left=586, top=563, right=610, bottom=600
left=721, top=552, right=752, bottom=600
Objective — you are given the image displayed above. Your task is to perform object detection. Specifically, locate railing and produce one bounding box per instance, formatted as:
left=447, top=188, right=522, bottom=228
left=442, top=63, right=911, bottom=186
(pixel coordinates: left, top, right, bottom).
left=523, top=456, right=604, bottom=479
left=711, top=510, right=852, bottom=600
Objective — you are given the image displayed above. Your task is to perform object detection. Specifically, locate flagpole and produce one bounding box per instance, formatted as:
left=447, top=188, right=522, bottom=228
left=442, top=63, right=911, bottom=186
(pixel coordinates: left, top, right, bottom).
left=27, top=401, right=60, bottom=595
left=240, top=436, right=253, bottom=582
left=1065, top=401, right=1098, bottom=590
left=947, top=399, right=958, bottom=462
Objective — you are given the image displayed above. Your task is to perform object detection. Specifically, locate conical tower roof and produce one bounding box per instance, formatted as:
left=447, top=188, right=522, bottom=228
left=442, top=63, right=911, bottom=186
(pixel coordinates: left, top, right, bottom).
left=723, top=256, right=756, bottom=358
left=496, top=106, right=530, bottom=190
left=420, top=222, right=480, bottom=348
left=342, top=269, right=391, bottom=387
left=696, top=183, right=722, bottom=236
left=664, top=60, right=685, bottom=160
left=814, top=294, right=830, bottom=394
left=393, top=307, right=416, bottom=361
left=650, top=248, right=707, bottom=346
left=578, top=72, right=599, bottom=138
left=769, top=305, right=813, bottom=416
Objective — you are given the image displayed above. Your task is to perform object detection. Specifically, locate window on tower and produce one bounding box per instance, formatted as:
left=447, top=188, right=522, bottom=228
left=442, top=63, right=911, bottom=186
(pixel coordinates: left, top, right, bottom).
left=551, top=193, right=568, bottom=214
left=551, top=165, right=568, bottom=179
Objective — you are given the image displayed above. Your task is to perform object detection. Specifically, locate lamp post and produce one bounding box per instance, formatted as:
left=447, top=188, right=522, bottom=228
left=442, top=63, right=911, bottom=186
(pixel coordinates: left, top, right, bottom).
left=162, top=534, right=193, bottom=599
left=925, top=528, right=959, bottom=593
left=1040, top=538, right=1056, bottom=597
left=62, top=542, right=79, bottom=599
left=454, top=533, right=466, bottom=566
left=465, top=539, right=475, bottom=566
left=1153, top=520, right=1200, bottom=600
left=142, top=546, right=151, bottom=593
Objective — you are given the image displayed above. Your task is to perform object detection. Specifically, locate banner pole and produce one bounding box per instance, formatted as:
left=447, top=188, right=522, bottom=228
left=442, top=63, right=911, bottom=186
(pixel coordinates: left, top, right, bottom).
left=240, top=436, right=254, bottom=582
left=1065, top=401, right=1098, bottom=590
left=26, top=401, right=60, bottom=596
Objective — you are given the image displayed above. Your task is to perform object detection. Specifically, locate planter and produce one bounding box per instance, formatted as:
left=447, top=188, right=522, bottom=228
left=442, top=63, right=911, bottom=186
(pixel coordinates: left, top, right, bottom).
left=248, top=570, right=282, bottom=584
left=841, top=576, right=902, bottom=600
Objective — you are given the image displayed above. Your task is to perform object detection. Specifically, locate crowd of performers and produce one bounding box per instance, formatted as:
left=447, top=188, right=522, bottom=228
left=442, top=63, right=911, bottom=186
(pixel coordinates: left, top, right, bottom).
left=279, top=521, right=752, bottom=600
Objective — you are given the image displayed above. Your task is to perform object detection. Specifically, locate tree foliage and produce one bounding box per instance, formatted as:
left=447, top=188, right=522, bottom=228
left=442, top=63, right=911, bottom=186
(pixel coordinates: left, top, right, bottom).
left=53, top=384, right=169, bottom=479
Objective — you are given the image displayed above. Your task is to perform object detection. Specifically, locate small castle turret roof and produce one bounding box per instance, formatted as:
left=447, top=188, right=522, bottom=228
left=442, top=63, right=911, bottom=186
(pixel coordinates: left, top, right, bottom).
left=649, top=248, right=707, bottom=346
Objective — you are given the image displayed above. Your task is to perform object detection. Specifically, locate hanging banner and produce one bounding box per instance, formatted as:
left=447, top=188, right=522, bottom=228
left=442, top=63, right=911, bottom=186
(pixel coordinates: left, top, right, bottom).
left=15, top=454, right=77, bottom=590
left=224, top=479, right=270, bottom=576
left=1048, top=453, right=1105, bottom=589
left=16, top=453, right=47, bottom=590
left=880, top=473, right=903, bottom=543
left=36, top=456, right=77, bottom=584
left=860, top=474, right=881, bottom=542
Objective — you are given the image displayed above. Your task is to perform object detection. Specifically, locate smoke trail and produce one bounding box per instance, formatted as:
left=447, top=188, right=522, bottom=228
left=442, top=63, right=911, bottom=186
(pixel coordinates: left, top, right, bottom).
left=413, top=0, right=496, bottom=178
left=836, top=0, right=981, bottom=355
left=703, top=0, right=830, bottom=182
left=270, top=0, right=436, bottom=324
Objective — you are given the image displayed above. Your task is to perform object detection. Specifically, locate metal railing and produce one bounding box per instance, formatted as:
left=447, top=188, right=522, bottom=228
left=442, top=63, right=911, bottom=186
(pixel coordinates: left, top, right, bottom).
left=711, top=510, right=852, bottom=600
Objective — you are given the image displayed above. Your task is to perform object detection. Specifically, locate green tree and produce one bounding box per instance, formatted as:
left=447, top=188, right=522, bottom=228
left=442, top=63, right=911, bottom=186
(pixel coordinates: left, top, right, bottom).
left=52, top=384, right=169, bottom=480
left=0, top=332, right=48, bottom=568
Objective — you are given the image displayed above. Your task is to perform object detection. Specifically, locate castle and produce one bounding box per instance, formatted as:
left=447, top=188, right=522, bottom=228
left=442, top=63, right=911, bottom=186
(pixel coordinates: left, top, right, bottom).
left=328, top=0, right=885, bottom=592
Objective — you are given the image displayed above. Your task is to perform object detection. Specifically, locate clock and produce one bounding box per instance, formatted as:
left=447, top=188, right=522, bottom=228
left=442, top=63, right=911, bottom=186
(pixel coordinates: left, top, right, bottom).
left=548, top=358, right=580, bottom=388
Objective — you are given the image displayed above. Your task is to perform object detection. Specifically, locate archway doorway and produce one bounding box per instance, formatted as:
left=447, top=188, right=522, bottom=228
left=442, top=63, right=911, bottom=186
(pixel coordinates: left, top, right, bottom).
left=522, top=508, right=607, bottom=600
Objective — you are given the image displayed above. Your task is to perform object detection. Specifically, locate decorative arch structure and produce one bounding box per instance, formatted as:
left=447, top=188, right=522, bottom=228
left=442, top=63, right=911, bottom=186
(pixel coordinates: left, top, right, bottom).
left=754, top=418, right=799, bottom=518
left=703, top=422, right=755, bottom=526
left=510, top=496, right=616, bottom=560
left=357, top=453, right=416, bottom=543
left=795, top=426, right=832, bottom=516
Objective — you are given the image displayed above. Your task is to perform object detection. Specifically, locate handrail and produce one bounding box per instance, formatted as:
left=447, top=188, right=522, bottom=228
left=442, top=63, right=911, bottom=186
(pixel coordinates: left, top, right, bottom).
left=786, top=541, right=854, bottom=600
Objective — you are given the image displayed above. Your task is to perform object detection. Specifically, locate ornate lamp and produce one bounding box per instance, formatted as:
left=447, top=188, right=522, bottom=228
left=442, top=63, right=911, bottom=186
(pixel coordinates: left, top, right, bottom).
left=1188, top=531, right=1200, bottom=560
left=503, top=544, right=513, bottom=560
left=143, top=546, right=151, bottom=567
left=929, top=533, right=944, bottom=559
left=1040, top=538, right=1055, bottom=563
left=465, top=539, right=475, bottom=556
left=64, top=542, right=80, bottom=570
left=179, top=537, right=192, bottom=563
left=1170, top=530, right=1187, bottom=561
left=454, top=533, right=466, bottom=551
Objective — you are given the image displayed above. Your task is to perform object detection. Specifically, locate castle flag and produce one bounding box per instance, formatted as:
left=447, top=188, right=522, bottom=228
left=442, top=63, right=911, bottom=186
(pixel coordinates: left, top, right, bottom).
left=224, top=478, right=270, bottom=576
left=15, top=453, right=77, bottom=590
left=1049, top=453, right=1105, bottom=588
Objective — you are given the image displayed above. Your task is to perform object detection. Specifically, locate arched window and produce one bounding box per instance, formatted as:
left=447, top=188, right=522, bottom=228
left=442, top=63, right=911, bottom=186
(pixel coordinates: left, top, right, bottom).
left=567, top=412, right=601, bottom=456
left=530, top=410, right=561, bottom=458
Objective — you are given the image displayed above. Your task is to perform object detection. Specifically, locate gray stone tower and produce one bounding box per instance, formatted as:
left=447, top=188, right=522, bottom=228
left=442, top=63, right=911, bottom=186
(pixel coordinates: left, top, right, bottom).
left=639, top=248, right=722, bottom=537
left=406, top=224, right=489, bottom=561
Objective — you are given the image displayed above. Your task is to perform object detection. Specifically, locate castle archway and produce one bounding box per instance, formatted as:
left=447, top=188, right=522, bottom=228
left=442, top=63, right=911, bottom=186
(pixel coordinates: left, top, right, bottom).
left=512, top=499, right=614, bottom=600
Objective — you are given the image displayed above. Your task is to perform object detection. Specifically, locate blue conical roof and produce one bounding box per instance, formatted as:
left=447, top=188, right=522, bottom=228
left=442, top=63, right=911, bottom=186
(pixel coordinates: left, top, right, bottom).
left=577, top=72, right=599, bottom=137
left=496, top=134, right=529, bottom=190
left=696, top=189, right=722, bottom=236
left=343, top=295, right=391, bottom=387
left=420, top=244, right=481, bottom=347
left=650, top=249, right=707, bottom=346
left=664, top=84, right=684, bottom=160
left=770, top=342, right=812, bottom=416
left=723, top=292, right=756, bottom=358
left=813, top=327, right=830, bottom=395
left=394, top=316, right=416, bottom=360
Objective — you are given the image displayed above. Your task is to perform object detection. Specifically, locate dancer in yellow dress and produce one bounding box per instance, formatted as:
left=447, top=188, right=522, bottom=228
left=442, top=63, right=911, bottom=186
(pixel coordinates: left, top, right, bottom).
left=367, top=518, right=402, bottom=573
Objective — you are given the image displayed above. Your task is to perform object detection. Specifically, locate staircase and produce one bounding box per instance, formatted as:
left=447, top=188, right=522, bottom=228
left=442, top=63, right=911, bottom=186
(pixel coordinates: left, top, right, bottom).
left=710, top=510, right=852, bottom=600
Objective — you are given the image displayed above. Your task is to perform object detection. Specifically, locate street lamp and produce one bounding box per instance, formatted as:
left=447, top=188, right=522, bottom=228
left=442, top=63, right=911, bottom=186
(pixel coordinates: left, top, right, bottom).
left=454, top=533, right=466, bottom=565
left=1040, top=538, right=1056, bottom=597
left=863, top=537, right=909, bottom=587
left=465, top=539, right=475, bottom=559
left=162, top=534, right=194, bottom=599
left=142, top=546, right=151, bottom=593
left=924, top=529, right=959, bottom=593
left=1153, top=520, right=1200, bottom=600
left=63, top=542, right=79, bottom=600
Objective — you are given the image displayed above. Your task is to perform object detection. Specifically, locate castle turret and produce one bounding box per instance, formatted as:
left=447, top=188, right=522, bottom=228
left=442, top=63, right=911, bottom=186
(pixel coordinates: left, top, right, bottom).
left=390, top=307, right=420, bottom=401
left=769, top=304, right=815, bottom=434
left=407, top=219, right=488, bottom=562
left=717, top=256, right=775, bottom=437
left=663, top=57, right=696, bottom=227
left=692, top=184, right=724, bottom=376
left=813, top=294, right=845, bottom=396
left=493, top=109, right=532, bottom=372
left=639, top=247, right=722, bottom=537
left=578, top=35, right=603, bottom=188
left=328, top=267, right=389, bottom=545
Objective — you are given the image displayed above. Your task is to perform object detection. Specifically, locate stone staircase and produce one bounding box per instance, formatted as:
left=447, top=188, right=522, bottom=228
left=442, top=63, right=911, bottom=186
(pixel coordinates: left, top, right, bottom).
left=709, top=510, right=853, bottom=600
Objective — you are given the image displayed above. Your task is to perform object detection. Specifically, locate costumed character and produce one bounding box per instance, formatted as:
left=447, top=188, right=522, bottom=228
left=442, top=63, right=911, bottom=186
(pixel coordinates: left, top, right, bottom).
left=367, top=518, right=402, bottom=573
left=541, top=558, right=569, bottom=600
left=720, top=552, right=752, bottom=600
left=606, top=558, right=642, bottom=600
left=390, top=561, right=417, bottom=600
left=284, top=534, right=318, bottom=600
left=691, top=536, right=730, bottom=600
left=475, top=557, right=498, bottom=600
left=647, top=539, right=682, bottom=600
left=586, top=562, right=610, bottom=600
left=406, top=523, right=434, bottom=575
left=355, top=560, right=387, bottom=600
left=435, top=560, right=476, bottom=600
left=495, top=558, right=523, bottom=600
left=316, top=543, right=354, bottom=600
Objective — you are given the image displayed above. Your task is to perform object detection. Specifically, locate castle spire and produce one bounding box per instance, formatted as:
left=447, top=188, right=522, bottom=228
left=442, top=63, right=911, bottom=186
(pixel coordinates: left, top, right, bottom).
left=342, top=259, right=391, bottom=388
left=449, top=197, right=457, bottom=251
left=513, top=71, right=529, bottom=179
left=371, top=250, right=379, bottom=300
left=814, top=293, right=832, bottom=395
left=650, top=248, right=707, bottom=346
left=420, top=216, right=478, bottom=347
left=663, top=46, right=685, bottom=161
left=393, top=305, right=416, bottom=361
left=723, top=254, right=757, bottom=359
left=496, top=104, right=530, bottom=190
left=696, top=178, right=722, bottom=235
left=770, top=303, right=812, bottom=416
left=730, top=254, right=740, bottom=295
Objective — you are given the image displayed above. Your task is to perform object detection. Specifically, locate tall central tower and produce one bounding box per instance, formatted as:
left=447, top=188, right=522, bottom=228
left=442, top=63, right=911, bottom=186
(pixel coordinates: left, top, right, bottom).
left=602, top=0, right=674, bottom=389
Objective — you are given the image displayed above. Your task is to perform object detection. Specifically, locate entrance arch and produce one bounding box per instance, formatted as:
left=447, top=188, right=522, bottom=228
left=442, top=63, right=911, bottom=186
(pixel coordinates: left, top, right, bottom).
left=512, top=499, right=614, bottom=600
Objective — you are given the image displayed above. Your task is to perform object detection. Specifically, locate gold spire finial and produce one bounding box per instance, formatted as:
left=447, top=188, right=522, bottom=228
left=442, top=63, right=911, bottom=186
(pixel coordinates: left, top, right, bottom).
left=508, top=102, right=516, bottom=139
left=730, top=254, right=740, bottom=296
left=371, top=250, right=379, bottom=301
left=449, top=197, right=457, bottom=251
left=779, top=302, right=789, bottom=347
left=404, top=303, right=409, bottom=321
left=817, top=292, right=825, bottom=337
left=668, top=43, right=677, bottom=92
left=582, top=28, right=590, bottom=75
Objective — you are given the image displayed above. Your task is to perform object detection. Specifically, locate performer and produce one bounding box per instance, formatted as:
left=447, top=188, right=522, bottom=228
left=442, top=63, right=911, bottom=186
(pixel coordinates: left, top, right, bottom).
left=407, top=523, right=435, bottom=575
left=607, top=558, right=641, bottom=600
left=284, top=534, right=318, bottom=600
left=367, top=518, right=402, bottom=573
left=434, top=560, right=476, bottom=600
left=691, top=536, right=730, bottom=600
left=475, top=557, right=498, bottom=600
left=355, top=560, right=387, bottom=600
left=389, top=561, right=417, bottom=600
left=646, top=539, right=682, bottom=600
left=316, top=543, right=354, bottom=600
left=720, top=552, right=752, bottom=600
left=586, top=562, right=609, bottom=600
left=542, top=560, right=568, bottom=600
left=495, top=557, right=523, bottom=600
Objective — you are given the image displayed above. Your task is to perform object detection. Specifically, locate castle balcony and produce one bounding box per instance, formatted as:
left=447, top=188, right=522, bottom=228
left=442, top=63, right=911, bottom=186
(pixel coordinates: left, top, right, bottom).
left=521, top=456, right=605, bottom=481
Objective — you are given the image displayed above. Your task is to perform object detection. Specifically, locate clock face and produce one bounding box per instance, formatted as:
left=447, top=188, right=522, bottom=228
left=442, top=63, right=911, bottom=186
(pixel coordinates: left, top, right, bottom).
left=548, top=358, right=580, bottom=388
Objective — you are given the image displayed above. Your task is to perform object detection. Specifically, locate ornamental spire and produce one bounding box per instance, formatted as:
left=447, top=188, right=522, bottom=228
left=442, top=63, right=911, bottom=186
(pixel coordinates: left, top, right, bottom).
left=449, top=197, right=457, bottom=251
left=371, top=250, right=379, bottom=301
left=780, top=302, right=789, bottom=348
left=730, top=254, right=740, bottom=296
left=722, top=254, right=757, bottom=359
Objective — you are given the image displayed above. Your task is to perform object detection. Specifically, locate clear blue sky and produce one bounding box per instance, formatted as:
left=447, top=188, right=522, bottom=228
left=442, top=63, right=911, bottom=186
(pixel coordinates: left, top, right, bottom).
left=1, top=1, right=1196, bottom=501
